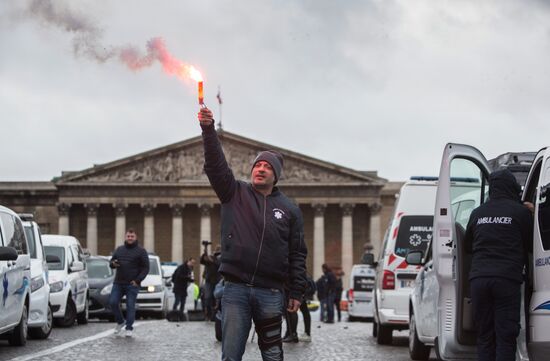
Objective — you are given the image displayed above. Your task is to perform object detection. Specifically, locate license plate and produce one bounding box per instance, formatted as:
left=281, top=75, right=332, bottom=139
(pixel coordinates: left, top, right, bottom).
left=400, top=280, right=414, bottom=288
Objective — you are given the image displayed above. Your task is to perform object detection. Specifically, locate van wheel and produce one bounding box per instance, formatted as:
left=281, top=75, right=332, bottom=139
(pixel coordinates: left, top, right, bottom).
left=409, top=311, right=430, bottom=360
left=77, top=296, right=89, bottom=325
left=29, top=304, right=53, bottom=339
left=55, top=298, right=76, bottom=327
left=376, top=322, right=392, bottom=345
left=348, top=315, right=356, bottom=322
left=372, top=319, right=378, bottom=337
left=8, top=304, right=28, bottom=346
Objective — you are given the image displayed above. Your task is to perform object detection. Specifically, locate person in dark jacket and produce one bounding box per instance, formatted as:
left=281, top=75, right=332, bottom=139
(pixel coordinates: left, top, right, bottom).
left=201, top=245, right=221, bottom=320
left=464, top=169, right=533, bottom=361
left=317, top=264, right=336, bottom=323
left=198, top=107, right=307, bottom=361
left=334, top=269, right=344, bottom=322
left=172, top=258, right=195, bottom=313
left=109, top=228, right=149, bottom=338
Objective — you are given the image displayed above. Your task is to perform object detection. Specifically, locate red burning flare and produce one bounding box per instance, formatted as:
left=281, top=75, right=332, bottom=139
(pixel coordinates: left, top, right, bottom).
left=119, top=38, right=205, bottom=105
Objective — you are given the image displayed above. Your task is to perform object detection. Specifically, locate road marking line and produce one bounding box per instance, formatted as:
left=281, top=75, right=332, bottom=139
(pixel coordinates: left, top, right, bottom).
left=9, top=322, right=143, bottom=361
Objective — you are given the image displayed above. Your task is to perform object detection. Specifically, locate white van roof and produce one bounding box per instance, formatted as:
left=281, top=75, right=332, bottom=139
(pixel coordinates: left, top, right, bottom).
left=42, top=234, right=81, bottom=247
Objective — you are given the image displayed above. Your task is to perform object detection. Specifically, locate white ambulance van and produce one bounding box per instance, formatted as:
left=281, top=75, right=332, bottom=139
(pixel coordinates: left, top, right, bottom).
left=372, top=177, right=437, bottom=344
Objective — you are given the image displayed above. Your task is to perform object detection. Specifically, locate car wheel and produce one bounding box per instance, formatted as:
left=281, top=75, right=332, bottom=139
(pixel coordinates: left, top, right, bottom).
left=55, top=297, right=77, bottom=327
left=409, top=310, right=430, bottom=360
left=376, top=322, right=392, bottom=345
left=77, top=296, right=89, bottom=325
left=29, top=304, right=53, bottom=339
left=8, top=304, right=28, bottom=346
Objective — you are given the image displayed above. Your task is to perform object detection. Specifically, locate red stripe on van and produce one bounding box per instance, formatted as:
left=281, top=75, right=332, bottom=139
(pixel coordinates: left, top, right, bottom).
left=388, top=253, right=396, bottom=266
left=397, top=260, right=408, bottom=269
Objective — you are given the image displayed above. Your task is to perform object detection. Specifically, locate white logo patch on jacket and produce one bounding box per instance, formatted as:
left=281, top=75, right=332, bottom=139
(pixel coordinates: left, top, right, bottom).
left=273, top=208, right=285, bottom=220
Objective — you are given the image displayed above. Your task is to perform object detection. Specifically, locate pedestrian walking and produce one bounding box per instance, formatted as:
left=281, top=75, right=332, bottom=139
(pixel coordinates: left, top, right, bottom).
left=109, top=229, right=149, bottom=338
left=464, top=169, right=533, bottom=361
left=198, top=107, right=308, bottom=361
left=334, top=269, right=344, bottom=322
left=172, top=258, right=195, bottom=314
left=201, top=243, right=221, bottom=321
left=317, top=264, right=336, bottom=323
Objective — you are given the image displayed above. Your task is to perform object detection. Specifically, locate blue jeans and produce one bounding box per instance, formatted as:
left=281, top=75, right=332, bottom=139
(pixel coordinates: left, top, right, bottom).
left=320, top=293, right=335, bottom=322
left=221, top=282, right=284, bottom=361
left=109, top=283, right=139, bottom=330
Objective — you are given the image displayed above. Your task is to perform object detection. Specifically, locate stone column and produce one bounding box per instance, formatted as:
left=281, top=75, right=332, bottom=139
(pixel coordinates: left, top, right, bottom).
left=114, top=203, right=127, bottom=247
left=85, top=204, right=99, bottom=255
left=57, top=203, right=70, bottom=235
left=341, top=203, right=354, bottom=288
left=143, top=203, right=156, bottom=253
left=369, top=203, right=383, bottom=260
left=171, top=203, right=185, bottom=263
left=312, top=203, right=326, bottom=280
left=199, top=204, right=212, bottom=277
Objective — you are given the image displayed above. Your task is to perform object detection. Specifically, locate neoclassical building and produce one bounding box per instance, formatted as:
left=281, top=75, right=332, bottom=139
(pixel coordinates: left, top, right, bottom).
left=0, top=130, right=402, bottom=283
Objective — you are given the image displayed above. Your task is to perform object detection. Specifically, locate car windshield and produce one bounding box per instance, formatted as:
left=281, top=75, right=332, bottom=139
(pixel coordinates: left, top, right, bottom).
left=394, top=215, right=433, bottom=258
left=87, top=259, right=113, bottom=279
left=23, top=225, right=37, bottom=259
left=44, top=246, right=65, bottom=270
left=149, top=258, right=160, bottom=275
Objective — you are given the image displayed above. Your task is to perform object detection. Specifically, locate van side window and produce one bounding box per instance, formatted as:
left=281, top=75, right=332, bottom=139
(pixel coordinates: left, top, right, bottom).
left=67, top=246, right=75, bottom=266
left=0, top=213, right=28, bottom=255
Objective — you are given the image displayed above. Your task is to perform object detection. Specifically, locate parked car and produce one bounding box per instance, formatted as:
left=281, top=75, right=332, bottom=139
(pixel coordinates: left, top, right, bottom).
left=372, top=177, right=437, bottom=345
left=407, top=144, right=550, bottom=361
left=347, top=264, right=375, bottom=321
left=42, top=235, right=89, bottom=327
left=86, top=256, right=115, bottom=320
left=20, top=214, right=52, bottom=339
left=0, top=206, right=31, bottom=346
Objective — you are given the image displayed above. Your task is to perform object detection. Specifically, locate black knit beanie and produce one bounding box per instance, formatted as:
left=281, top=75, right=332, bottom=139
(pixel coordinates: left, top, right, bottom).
left=252, top=150, right=284, bottom=184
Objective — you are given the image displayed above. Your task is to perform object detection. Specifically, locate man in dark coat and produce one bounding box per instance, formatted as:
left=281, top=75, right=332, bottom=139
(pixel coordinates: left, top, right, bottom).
left=172, top=258, right=195, bottom=313
left=201, top=245, right=221, bottom=320
left=109, top=228, right=149, bottom=338
left=198, top=107, right=307, bottom=361
left=464, top=169, right=533, bottom=361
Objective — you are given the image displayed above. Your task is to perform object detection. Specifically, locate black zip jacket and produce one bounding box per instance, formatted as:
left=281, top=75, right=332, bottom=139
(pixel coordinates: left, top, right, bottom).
left=110, top=241, right=150, bottom=285
left=464, top=169, right=533, bottom=283
left=172, top=263, right=193, bottom=294
left=201, top=123, right=308, bottom=300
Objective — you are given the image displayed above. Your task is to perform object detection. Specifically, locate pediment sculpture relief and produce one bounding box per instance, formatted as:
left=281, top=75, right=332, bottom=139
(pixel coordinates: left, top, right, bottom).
left=77, top=142, right=361, bottom=183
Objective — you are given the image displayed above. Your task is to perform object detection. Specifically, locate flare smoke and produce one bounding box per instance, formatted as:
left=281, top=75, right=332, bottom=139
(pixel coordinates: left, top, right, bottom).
left=26, top=0, right=197, bottom=80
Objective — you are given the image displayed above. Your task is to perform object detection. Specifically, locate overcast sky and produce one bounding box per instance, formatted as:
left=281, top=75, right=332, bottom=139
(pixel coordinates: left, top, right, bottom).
left=1, top=0, right=549, bottom=182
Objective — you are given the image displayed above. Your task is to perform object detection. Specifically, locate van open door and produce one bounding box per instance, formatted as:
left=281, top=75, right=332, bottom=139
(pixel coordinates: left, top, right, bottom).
left=433, top=143, right=491, bottom=359
left=522, top=147, right=550, bottom=361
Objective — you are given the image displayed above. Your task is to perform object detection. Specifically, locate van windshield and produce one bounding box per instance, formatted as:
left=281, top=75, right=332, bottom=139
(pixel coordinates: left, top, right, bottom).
left=23, top=225, right=37, bottom=259
left=44, top=246, right=65, bottom=271
left=87, top=259, right=113, bottom=279
left=394, top=215, right=433, bottom=258
left=149, top=259, right=160, bottom=275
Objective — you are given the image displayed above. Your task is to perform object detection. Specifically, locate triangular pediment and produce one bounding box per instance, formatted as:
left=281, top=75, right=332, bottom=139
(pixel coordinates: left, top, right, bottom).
left=56, top=131, right=385, bottom=186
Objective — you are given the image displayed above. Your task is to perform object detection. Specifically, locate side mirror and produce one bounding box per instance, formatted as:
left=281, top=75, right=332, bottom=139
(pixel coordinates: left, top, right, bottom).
left=405, top=250, right=424, bottom=266
left=70, top=260, right=85, bottom=272
left=0, top=246, right=18, bottom=261
left=361, top=253, right=375, bottom=266
left=46, top=254, right=61, bottom=264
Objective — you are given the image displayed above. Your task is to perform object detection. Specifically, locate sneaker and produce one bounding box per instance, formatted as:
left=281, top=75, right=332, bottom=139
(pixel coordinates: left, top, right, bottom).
left=113, top=323, right=125, bottom=335
left=282, top=333, right=299, bottom=343
left=125, top=329, right=133, bottom=338
left=299, top=333, right=311, bottom=342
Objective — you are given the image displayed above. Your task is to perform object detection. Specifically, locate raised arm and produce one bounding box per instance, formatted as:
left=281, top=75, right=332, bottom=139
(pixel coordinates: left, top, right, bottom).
left=198, top=107, right=236, bottom=203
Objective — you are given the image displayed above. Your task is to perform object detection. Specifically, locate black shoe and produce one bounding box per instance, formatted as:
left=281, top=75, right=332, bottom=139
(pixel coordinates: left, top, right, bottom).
left=282, top=334, right=299, bottom=343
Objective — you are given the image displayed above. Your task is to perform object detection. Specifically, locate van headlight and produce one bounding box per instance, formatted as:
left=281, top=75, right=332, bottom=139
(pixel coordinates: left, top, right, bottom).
left=100, top=284, right=113, bottom=296
left=31, top=276, right=45, bottom=293
left=49, top=281, right=64, bottom=293
left=147, top=285, right=162, bottom=293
